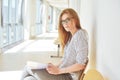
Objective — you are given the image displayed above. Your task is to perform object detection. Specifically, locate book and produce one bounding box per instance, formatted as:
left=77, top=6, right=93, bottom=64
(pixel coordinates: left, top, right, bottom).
left=27, top=61, right=47, bottom=69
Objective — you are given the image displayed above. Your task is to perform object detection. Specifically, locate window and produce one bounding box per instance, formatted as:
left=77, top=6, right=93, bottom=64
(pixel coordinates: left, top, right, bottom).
left=35, top=0, right=43, bottom=35
left=0, top=0, right=24, bottom=48
left=48, top=6, right=53, bottom=24
left=47, top=5, right=53, bottom=32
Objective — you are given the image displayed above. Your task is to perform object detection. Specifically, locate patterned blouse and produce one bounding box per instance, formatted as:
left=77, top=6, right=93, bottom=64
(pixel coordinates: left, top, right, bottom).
left=59, top=29, right=88, bottom=79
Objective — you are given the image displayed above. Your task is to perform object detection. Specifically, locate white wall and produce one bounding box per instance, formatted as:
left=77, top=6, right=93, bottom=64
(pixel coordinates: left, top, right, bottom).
left=96, top=0, right=120, bottom=80
left=80, top=0, right=120, bottom=80
left=69, top=0, right=81, bottom=15
left=80, top=0, right=96, bottom=69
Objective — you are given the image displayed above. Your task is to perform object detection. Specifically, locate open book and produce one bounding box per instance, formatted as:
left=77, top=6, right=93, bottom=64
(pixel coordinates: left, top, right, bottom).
left=27, top=61, right=47, bottom=69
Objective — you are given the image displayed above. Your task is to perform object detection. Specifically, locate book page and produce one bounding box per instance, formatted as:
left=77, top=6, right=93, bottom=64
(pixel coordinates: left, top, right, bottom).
left=27, top=61, right=47, bottom=69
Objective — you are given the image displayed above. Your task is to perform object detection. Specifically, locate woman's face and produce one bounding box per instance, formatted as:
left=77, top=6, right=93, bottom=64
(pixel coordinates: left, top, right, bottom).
left=61, top=13, right=76, bottom=32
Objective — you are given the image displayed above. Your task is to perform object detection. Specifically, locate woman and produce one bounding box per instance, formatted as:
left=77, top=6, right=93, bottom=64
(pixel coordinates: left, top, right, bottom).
left=21, top=8, right=88, bottom=80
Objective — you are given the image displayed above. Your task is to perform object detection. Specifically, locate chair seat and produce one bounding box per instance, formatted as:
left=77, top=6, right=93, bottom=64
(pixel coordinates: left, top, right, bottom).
left=83, top=69, right=104, bottom=80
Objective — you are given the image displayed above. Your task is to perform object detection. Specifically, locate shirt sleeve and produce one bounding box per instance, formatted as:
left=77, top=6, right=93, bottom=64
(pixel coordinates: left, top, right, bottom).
left=74, top=30, right=88, bottom=65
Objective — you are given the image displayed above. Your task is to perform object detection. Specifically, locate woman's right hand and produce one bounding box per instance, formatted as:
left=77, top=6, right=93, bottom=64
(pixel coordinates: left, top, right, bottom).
left=46, top=63, right=60, bottom=75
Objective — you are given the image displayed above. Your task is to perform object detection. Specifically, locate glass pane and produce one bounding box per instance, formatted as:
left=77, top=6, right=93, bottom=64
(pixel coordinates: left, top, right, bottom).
left=48, top=6, right=53, bottom=32
left=3, top=0, right=9, bottom=24
left=36, top=0, right=42, bottom=23
left=15, top=0, right=24, bottom=41
left=36, top=0, right=43, bottom=35
left=16, top=0, right=23, bottom=23
left=48, top=6, right=53, bottom=24
left=2, top=26, right=9, bottom=46
left=9, top=0, right=16, bottom=23
left=2, top=0, right=9, bottom=46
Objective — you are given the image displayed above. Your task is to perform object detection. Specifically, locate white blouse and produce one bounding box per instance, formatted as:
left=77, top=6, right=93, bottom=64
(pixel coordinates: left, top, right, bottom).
left=59, top=29, right=88, bottom=68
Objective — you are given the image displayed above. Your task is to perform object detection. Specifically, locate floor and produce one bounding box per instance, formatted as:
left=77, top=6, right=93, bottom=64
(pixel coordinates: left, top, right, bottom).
left=0, top=32, right=62, bottom=80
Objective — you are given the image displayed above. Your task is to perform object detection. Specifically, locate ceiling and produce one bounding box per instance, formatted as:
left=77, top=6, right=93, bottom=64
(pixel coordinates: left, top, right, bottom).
left=46, top=0, right=69, bottom=9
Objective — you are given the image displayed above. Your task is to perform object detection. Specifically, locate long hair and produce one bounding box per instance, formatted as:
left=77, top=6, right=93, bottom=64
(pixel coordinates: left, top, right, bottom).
left=58, top=8, right=82, bottom=51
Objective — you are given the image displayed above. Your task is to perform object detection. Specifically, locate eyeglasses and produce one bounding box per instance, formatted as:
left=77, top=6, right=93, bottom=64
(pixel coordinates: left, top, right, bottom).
left=61, top=17, right=73, bottom=25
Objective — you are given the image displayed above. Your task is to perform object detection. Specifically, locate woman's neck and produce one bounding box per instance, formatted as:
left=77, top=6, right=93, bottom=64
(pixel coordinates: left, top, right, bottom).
left=71, top=28, right=79, bottom=36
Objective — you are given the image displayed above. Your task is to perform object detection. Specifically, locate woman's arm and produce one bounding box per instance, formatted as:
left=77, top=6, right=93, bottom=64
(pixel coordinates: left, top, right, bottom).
left=59, top=63, right=85, bottom=74
left=46, top=63, right=85, bottom=75
left=56, top=59, right=63, bottom=67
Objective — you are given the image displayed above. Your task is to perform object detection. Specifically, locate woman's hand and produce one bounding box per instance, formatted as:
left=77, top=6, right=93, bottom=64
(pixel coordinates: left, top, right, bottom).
left=46, top=63, right=60, bottom=75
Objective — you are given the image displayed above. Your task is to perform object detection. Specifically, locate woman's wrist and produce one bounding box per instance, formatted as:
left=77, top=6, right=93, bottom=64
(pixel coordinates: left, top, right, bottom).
left=59, top=68, right=67, bottom=74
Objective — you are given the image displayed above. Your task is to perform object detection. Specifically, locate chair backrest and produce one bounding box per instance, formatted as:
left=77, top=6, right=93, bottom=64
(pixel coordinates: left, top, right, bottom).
left=83, top=69, right=104, bottom=80
left=79, top=59, right=89, bottom=80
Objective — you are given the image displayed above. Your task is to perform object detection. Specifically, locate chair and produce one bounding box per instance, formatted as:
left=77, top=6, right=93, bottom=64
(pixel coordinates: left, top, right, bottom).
left=79, top=59, right=89, bottom=80
left=82, top=69, right=104, bottom=80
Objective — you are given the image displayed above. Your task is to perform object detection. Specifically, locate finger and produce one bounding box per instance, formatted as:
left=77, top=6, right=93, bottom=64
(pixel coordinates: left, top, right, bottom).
left=46, top=67, right=52, bottom=71
left=47, top=63, right=53, bottom=68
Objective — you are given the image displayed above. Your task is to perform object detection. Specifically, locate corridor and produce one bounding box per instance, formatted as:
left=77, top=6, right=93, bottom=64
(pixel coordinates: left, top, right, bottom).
left=0, top=32, right=61, bottom=80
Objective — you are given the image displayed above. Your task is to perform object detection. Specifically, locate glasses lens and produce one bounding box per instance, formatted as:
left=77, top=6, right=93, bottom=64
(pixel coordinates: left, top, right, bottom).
left=61, top=18, right=71, bottom=25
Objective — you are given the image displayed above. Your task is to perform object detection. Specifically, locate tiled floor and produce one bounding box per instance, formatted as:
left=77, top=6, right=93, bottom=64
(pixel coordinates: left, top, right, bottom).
left=0, top=32, right=62, bottom=80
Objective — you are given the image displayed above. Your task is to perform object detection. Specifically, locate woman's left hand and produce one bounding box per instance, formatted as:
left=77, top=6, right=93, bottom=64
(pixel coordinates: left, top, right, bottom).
left=46, top=63, right=60, bottom=75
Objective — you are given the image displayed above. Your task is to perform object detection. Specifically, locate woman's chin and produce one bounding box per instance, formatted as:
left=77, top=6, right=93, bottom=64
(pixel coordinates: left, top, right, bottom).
left=65, top=28, right=70, bottom=32
left=65, top=30, right=70, bottom=32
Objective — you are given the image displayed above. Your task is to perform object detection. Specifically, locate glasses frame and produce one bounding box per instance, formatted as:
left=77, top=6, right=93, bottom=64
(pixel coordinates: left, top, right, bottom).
left=61, top=17, right=73, bottom=25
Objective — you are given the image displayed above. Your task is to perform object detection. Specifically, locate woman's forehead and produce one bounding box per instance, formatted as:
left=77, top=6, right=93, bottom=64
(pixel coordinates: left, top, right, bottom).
left=61, top=13, right=71, bottom=20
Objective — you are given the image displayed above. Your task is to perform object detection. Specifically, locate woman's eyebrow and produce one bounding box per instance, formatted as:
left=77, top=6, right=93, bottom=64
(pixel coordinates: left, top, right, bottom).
left=62, top=17, right=70, bottom=21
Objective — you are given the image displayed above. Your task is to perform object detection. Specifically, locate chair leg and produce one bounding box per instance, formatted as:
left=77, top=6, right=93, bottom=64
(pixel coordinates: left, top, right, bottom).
left=80, top=73, right=85, bottom=80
